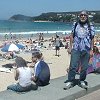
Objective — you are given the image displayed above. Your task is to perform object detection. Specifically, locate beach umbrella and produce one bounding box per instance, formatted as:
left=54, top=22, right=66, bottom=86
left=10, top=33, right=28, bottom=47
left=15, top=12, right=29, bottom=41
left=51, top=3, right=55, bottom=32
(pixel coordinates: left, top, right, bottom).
left=15, top=43, right=25, bottom=49
left=1, top=43, right=20, bottom=52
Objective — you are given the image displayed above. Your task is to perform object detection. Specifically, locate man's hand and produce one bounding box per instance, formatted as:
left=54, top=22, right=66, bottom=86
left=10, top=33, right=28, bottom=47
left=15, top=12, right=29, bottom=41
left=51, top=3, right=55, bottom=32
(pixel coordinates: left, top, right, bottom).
left=28, top=63, right=35, bottom=68
left=67, top=47, right=72, bottom=54
left=31, top=76, right=36, bottom=81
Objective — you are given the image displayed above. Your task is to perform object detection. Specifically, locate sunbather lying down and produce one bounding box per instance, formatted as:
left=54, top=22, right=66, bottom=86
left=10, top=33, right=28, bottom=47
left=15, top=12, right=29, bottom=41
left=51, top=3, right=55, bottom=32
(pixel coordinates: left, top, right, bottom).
left=2, top=51, right=16, bottom=60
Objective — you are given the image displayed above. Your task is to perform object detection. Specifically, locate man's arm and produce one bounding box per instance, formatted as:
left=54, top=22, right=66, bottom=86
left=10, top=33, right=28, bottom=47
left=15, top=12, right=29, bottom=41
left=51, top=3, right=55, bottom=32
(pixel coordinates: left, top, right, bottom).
left=14, top=69, right=19, bottom=81
left=67, top=33, right=73, bottom=54
left=70, top=33, right=73, bottom=49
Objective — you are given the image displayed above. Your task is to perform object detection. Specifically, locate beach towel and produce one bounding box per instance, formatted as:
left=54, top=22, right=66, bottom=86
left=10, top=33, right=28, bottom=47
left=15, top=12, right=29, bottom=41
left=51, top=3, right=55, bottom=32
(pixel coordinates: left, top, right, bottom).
left=0, top=67, right=12, bottom=73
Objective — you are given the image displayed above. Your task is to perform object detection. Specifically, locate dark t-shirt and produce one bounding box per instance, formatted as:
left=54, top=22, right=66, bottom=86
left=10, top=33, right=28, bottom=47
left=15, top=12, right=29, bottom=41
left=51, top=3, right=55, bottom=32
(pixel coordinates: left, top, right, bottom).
left=35, top=60, right=50, bottom=83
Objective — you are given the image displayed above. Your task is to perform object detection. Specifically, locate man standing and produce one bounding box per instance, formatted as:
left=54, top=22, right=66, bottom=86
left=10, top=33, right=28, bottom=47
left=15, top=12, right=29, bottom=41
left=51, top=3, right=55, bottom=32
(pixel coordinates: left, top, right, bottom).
left=54, top=35, right=61, bottom=57
left=64, top=10, right=95, bottom=89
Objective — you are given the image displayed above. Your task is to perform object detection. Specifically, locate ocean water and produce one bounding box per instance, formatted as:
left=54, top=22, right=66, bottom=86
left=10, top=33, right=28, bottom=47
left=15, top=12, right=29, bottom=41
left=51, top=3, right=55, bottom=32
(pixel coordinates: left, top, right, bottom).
left=0, top=20, right=100, bottom=35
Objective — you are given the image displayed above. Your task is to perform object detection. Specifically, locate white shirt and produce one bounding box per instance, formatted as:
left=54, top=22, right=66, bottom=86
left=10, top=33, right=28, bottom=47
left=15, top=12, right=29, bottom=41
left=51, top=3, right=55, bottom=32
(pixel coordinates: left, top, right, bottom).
left=34, top=60, right=40, bottom=76
left=18, top=67, right=32, bottom=87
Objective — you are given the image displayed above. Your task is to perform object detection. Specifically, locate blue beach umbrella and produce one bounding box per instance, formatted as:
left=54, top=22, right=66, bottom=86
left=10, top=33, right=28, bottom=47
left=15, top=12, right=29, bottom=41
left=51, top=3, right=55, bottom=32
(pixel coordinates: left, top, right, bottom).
left=1, top=43, right=24, bottom=52
left=1, top=44, right=10, bottom=52
left=15, top=43, right=25, bottom=49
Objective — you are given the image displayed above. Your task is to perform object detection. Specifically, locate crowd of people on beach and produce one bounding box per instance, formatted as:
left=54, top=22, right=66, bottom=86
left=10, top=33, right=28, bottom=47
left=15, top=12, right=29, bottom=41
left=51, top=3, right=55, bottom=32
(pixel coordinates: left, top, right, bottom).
left=5, top=32, right=63, bottom=92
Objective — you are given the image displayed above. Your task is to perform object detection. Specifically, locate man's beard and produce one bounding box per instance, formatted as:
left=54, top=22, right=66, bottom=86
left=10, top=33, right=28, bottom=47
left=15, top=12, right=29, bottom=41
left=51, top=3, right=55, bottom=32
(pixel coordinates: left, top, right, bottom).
left=79, top=19, right=88, bottom=25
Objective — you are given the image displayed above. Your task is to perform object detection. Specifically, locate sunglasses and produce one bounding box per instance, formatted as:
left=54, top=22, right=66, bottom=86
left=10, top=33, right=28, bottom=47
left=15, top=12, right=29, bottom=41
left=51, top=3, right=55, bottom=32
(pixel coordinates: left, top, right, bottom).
left=80, top=14, right=87, bottom=17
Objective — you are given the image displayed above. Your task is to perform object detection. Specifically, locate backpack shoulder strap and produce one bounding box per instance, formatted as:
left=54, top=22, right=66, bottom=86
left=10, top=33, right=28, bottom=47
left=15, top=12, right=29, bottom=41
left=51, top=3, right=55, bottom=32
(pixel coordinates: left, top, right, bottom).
left=73, top=22, right=78, bottom=38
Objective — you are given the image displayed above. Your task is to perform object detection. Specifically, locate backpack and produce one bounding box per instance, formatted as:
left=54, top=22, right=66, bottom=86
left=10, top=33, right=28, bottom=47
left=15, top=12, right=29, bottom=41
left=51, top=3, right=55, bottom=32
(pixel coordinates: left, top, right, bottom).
left=73, top=22, right=93, bottom=40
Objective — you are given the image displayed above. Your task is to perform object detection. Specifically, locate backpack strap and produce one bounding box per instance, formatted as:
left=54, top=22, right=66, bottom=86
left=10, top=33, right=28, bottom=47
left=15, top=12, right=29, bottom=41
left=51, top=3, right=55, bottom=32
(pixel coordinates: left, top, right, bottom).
left=73, top=22, right=78, bottom=38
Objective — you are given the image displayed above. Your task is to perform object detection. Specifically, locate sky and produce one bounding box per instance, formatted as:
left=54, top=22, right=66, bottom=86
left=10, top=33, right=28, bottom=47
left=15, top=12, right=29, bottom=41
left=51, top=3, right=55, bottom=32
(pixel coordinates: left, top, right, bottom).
left=0, top=0, right=100, bottom=20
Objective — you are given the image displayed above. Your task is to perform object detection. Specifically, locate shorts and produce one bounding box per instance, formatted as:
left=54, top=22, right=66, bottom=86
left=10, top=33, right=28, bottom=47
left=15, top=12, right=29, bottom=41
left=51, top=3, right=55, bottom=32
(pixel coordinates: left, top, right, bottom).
left=55, top=46, right=60, bottom=50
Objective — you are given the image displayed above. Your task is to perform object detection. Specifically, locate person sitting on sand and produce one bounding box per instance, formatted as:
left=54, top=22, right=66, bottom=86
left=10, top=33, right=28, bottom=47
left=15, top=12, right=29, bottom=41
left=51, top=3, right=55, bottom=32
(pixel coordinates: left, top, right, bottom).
left=7, top=57, right=38, bottom=92
left=3, top=51, right=16, bottom=60
left=31, top=52, right=50, bottom=86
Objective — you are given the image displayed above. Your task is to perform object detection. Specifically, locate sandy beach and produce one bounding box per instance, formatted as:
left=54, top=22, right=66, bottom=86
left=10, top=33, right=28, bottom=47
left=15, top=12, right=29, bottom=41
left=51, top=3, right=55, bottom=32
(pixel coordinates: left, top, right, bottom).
left=0, top=35, right=71, bottom=92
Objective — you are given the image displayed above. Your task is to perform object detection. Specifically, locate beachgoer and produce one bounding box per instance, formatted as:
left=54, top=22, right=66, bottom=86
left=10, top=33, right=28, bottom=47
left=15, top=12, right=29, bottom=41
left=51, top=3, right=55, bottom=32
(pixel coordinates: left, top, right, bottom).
left=9, top=51, right=16, bottom=59
left=92, top=46, right=100, bottom=69
left=38, top=33, right=42, bottom=41
left=65, top=42, right=69, bottom=49
left=87, top=46, right=100, bottom=74
left=41, top=33, right=44, bottom=41
left=54, top=35, right=61, bottom=57
left=64, top=10, right=95, bottom=89
left=3, top=51, right=15, bottom=60
left=7, top=57, right=37, bottom=92
left=31, top=52, right=50, bottom=86
left=4, top=34, right=8, bottom=40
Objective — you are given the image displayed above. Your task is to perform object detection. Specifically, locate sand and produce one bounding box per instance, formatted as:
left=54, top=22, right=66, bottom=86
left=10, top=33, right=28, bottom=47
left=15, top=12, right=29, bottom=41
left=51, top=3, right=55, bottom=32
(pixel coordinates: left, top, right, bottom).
left=0, top=36, right=70, bottom=92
